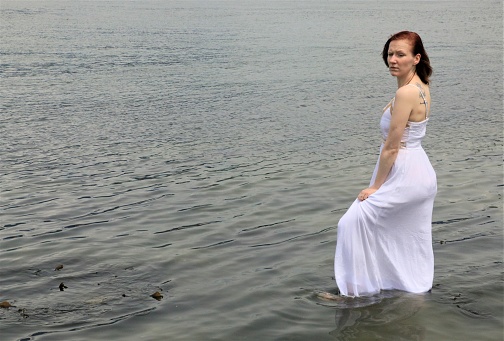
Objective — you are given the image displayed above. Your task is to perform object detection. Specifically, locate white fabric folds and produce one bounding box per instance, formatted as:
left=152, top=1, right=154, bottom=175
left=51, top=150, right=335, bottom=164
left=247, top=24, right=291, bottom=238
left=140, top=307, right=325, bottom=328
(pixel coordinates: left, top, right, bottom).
left=334, top=106, right=437, bottom=297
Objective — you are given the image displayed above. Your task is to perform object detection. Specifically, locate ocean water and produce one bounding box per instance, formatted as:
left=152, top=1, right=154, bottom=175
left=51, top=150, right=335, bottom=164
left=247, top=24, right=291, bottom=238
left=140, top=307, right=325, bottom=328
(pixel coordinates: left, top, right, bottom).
left=0, top=1, right=502, bottom=340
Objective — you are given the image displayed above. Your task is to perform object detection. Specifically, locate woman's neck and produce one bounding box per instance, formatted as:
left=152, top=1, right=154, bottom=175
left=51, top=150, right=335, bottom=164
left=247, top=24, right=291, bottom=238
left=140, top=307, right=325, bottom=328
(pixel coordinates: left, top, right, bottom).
left=397, top=71, right=416, bottom=88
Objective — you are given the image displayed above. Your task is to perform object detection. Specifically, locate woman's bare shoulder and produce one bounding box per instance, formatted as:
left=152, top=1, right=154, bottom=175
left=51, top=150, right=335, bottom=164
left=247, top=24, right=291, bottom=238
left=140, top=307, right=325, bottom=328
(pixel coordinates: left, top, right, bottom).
left=395, top=85, right=419, bottom=101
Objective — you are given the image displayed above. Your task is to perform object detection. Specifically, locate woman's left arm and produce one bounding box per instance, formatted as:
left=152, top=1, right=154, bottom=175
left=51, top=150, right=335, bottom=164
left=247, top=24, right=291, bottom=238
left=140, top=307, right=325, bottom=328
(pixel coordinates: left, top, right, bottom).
left=358, top=86, right=417, bottom=201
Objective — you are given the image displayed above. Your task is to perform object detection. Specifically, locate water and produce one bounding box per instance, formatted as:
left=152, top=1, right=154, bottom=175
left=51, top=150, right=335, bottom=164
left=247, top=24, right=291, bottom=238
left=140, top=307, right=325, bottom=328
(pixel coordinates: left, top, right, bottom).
left=1, top=1, right=502, bottom=340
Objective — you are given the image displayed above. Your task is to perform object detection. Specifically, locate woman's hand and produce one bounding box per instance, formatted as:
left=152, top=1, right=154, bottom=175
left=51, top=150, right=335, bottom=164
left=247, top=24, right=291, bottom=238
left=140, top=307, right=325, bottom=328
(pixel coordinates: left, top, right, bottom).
left=358, top=187, right=378, bottom=201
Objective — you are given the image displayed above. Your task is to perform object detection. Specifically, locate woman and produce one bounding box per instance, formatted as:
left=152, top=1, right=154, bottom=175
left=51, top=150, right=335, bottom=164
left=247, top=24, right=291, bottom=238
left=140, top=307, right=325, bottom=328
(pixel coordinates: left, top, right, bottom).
left=334, top=31, right=437, bottom=297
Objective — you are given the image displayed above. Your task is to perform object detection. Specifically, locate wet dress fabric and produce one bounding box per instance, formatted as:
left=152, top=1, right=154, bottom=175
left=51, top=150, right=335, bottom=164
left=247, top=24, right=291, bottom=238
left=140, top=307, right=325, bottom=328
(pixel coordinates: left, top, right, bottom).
left=334, top=85, right=437, bottom=297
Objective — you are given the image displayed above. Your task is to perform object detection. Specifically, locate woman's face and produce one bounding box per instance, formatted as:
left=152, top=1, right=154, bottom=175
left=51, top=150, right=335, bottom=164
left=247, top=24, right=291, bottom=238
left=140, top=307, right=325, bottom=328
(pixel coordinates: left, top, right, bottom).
left=387, top=39, right=420, bottom=77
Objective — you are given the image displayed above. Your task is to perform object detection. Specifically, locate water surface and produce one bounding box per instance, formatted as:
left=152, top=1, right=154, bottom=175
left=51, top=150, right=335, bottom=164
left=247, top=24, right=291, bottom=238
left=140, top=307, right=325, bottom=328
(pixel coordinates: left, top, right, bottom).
left=1, top=1, right=502, bottom=340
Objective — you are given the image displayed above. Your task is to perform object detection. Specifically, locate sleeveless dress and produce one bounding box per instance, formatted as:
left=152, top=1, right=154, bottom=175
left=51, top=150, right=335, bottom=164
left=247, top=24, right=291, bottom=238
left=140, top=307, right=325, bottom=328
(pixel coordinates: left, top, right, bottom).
left=334, top=85, right=437, bottom=297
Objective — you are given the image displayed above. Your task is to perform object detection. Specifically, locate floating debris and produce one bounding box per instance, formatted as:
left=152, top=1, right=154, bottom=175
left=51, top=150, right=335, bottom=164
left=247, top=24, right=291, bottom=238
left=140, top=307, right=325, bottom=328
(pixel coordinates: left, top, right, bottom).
left=151, top=291, right=163, bottom=300
left=0, top=301, right=14, bottom=309
left=59, top=282, right=68, bottom=291
left=18, top=308, right=29, bottom=318
left=55, top=264, right=64, bottom=271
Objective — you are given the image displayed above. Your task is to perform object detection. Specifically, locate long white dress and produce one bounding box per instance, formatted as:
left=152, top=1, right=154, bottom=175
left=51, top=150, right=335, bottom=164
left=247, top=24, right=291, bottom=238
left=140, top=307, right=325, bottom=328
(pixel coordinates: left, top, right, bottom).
left=334, top=89, right=437, bottom=297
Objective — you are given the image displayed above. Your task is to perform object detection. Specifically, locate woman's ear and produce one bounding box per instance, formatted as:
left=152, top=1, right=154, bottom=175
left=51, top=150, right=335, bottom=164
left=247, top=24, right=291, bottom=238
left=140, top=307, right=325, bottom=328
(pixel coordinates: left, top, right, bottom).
left=414, top=53, right=421, bottom=65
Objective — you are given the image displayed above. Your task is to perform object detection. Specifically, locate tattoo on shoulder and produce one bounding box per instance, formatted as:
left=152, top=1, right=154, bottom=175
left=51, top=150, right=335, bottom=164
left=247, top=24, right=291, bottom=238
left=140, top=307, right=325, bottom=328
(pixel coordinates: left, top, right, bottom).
left=415, top=83, right=423, bottom=95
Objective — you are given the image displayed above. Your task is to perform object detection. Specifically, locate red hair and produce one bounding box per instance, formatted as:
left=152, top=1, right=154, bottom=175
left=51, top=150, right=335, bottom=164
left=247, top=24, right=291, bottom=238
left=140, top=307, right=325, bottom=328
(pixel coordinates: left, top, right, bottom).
left=382, top=31, right=432, bottom=84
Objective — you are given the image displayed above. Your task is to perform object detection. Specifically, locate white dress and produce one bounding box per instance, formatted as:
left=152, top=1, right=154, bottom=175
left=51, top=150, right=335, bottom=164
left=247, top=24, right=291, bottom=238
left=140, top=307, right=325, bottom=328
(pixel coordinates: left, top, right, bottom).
left=334, top=86, right=437, bottom=297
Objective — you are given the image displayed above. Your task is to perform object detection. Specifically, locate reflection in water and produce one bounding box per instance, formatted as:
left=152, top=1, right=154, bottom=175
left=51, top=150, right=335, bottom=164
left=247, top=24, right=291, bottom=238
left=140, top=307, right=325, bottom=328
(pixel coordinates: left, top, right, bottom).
left=329, top=292, right=427, bottom=341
